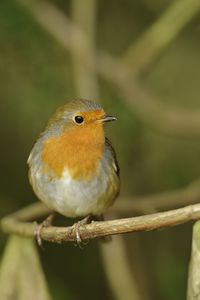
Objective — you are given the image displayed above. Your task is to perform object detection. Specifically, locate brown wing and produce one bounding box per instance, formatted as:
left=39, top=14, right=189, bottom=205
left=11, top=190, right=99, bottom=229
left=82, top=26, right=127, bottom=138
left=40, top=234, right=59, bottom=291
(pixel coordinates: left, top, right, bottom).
left=105, top=137, right=120, bottom=177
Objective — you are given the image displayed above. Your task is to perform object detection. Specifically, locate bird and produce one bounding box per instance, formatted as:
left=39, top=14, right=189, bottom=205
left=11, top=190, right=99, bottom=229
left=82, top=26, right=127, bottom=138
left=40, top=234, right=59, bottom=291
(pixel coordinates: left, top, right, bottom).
left=27, top=99, right=120, bottom=243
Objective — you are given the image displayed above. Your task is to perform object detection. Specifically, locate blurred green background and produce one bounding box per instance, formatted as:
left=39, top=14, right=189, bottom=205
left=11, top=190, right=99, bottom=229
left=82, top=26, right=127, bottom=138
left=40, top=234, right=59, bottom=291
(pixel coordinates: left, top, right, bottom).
left=1, top=0, right=200, bottom=299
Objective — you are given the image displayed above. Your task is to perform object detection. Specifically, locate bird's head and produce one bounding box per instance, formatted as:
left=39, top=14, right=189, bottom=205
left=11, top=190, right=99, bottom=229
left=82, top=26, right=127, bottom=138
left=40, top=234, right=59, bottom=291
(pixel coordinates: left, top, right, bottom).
left=46, top=99, right=116, bottom=135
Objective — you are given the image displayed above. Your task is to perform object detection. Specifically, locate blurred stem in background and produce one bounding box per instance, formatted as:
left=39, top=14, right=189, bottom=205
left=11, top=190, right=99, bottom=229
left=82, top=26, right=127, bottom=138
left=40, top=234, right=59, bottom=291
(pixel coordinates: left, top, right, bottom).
left=122, top=0, right=200, bottom=75
left=70, top=0, right=144, bottom=299
left=187, top=221, right=200, bottom=300
left=0, top=236, right=52, bottom=300
left=100, top=235, right=142, bottom=300
left=71, top=0, right=99, bottom=99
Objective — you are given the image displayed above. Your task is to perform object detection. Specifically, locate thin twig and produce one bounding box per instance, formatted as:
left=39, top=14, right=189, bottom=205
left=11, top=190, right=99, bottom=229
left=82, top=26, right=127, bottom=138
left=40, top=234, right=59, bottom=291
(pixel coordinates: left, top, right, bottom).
left=1, top=202, right=200, bottom=244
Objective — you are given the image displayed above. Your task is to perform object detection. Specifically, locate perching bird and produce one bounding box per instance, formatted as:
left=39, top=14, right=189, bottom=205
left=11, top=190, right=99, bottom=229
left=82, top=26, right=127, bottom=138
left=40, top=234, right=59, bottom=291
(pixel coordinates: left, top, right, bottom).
left=28, top=99, right=120, bottom=242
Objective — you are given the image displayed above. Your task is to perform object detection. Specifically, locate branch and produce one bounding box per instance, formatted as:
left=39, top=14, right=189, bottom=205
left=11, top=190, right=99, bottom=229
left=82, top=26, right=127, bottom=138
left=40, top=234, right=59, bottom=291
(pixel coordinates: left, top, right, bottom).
left=1, top=202, right=200, bottom=244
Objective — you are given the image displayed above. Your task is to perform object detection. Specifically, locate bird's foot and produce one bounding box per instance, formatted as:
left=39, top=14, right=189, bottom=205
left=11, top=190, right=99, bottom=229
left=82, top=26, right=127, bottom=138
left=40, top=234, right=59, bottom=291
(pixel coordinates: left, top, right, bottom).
left=70, top=215, right=92, bottom=246
left=34, top=213, right=55, bottom=247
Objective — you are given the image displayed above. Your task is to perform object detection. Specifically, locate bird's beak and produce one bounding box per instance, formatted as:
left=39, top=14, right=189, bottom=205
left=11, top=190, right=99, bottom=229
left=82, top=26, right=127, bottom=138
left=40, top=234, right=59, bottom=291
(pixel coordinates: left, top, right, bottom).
left=100, top=115, right=117, bottom=123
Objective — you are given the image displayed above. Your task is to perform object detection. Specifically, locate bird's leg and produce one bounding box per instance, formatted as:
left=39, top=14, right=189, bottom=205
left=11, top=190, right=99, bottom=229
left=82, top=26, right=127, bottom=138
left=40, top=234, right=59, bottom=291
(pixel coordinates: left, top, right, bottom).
left=35, top=213, right=55, bottom=246
left=70, top=214, right=93, bottom=245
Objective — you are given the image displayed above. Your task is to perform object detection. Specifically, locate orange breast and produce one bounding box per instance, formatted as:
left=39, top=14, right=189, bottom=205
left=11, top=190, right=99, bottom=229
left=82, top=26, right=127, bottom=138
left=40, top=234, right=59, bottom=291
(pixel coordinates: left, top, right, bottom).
left=42, top=124, right=105, bottom=180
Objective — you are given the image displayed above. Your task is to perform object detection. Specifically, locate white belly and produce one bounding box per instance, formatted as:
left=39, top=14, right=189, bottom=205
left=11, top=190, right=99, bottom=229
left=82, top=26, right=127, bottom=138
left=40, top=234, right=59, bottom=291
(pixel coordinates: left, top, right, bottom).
left=29, top=164, right=118, bottom=217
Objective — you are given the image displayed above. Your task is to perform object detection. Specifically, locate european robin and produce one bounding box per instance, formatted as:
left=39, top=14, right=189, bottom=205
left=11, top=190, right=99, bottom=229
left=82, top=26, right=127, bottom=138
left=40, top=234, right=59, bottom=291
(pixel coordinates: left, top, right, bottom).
left=28, top=99, right=120, bottom=242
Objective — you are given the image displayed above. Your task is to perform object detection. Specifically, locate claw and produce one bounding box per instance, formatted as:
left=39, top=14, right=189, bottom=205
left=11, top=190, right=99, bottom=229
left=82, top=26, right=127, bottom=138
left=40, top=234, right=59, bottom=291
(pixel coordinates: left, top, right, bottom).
left=34, top=214, right=54, bottom=247
left=35, top=223, right=43, bottom=247
left=70, top=215, right=92, bottom=245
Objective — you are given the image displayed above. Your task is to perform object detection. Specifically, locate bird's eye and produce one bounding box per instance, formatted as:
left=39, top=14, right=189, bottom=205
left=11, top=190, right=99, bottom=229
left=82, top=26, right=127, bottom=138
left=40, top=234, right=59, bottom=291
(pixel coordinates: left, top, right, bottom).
left=74, top=115, right=84, bottom=124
